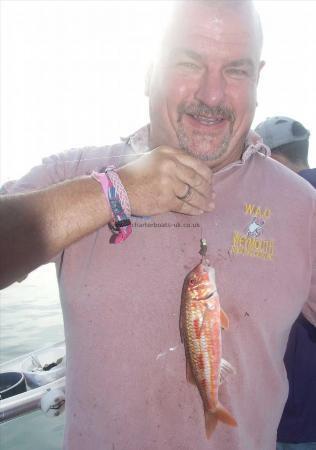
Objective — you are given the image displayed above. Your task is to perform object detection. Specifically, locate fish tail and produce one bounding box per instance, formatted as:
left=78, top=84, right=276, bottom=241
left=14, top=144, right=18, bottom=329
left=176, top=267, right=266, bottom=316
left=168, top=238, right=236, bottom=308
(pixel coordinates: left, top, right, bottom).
left=204, top=410, right=218, bottom=439
left=204, top=403, right=237, bottom=439
left=216, top=402, right=237, bottom=427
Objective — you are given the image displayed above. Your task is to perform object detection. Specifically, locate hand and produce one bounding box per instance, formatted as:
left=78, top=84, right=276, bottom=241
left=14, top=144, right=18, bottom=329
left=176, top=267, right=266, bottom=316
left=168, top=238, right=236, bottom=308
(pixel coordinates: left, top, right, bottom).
left=118, top=146, right=215, bottom=216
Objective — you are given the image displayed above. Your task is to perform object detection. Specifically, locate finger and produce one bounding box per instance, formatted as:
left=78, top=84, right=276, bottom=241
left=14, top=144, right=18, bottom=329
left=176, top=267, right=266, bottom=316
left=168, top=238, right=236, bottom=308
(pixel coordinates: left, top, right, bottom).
left=173, top=180, right=215, bottom=213
left=175, top=204, right=205, bottom=216
left=176, top=183, right=191, bottom=201
left=175, top=162, right=213, bottom=198
left=173, top=200, right=214, bottom=216
left=184, top=189, right=215, bottom=212
left=154, top=146, right=213, bottom=185
left=175, top=152, right=213, bottom=185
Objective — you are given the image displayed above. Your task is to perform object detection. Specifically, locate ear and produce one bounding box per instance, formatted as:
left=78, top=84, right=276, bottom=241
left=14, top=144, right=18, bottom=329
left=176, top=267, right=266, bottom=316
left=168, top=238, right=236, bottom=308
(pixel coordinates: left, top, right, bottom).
left=144, top=63, right=154, bottom=97
left=256, top=60, right=265, bottom=85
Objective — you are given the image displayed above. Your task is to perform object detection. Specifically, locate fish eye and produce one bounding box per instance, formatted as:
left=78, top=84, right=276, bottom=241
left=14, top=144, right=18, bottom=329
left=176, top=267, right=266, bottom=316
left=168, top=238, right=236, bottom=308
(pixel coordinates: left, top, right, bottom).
left=189, top=279, right=195, bottom=285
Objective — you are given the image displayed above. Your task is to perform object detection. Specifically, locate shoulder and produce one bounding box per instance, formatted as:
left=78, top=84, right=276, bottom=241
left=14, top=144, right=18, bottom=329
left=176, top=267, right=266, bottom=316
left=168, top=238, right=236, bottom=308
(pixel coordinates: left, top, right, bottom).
left=42, top=141, right=131, bottom=178
left=1, top=141, right=132, bottom=194
left=255, top=154, right=316, bottom=201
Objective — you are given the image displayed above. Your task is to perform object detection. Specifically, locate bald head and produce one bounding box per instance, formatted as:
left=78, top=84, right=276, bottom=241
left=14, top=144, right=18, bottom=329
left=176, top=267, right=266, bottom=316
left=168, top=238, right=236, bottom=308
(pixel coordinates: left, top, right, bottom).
left=162, top=0, right=263, bottom=61
left=198, top=1, right=262, bottom=51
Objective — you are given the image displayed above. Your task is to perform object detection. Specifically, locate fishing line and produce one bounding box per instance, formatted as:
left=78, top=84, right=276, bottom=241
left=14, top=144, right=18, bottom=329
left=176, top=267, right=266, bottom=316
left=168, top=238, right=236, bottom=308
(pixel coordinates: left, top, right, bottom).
left=36, top=152, right=150, bottom=170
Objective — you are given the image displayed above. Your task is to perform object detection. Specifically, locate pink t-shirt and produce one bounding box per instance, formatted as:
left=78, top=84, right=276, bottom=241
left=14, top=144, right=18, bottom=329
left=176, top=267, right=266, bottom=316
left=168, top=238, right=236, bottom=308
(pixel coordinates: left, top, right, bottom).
left=4, top=126, right=316, bottom=450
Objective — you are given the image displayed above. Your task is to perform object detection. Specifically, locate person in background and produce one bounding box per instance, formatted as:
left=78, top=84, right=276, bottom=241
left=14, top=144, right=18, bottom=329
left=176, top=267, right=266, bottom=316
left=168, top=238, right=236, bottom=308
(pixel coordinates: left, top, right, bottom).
left=1, top=3, right=316, bottom=449
left=255, top=117, right=315, bottom=187
left=256, top=116, right=316, bottom=450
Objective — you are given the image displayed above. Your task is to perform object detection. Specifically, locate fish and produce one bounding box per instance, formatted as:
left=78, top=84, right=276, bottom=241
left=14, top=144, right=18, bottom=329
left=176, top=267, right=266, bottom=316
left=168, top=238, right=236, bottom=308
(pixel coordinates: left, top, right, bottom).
left=180, top=253, right=237, bottom=438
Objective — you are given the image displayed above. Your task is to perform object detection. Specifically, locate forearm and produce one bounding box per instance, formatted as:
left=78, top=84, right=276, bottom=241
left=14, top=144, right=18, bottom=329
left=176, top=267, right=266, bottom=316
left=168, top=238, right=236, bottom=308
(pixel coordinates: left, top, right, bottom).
left=0, top=145, right=215, bottom=289
left=0, top=176, right=111, bottom=289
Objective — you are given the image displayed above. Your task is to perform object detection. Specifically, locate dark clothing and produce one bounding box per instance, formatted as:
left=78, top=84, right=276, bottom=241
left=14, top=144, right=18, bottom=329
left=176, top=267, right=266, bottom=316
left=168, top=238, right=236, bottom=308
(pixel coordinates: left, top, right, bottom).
left=277, top=168, right=316, bottom=443
left=299, top=168, right=316, bottom=188
left=277, top=314, right=316, bottom=442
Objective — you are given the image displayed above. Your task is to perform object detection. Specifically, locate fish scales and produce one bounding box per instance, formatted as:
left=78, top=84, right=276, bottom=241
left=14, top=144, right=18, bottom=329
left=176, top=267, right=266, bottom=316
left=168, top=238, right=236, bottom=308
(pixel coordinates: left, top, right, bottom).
left=185, top=291, right=221, bottom=411
left=180, top=257, right=237, bottom=438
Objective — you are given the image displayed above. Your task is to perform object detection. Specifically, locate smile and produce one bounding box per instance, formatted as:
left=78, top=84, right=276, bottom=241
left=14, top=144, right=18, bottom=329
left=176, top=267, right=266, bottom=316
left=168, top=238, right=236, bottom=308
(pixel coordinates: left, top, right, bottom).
left=186, top=113, right=228, bottom=129
left=192, top=115, right=225, bottom=126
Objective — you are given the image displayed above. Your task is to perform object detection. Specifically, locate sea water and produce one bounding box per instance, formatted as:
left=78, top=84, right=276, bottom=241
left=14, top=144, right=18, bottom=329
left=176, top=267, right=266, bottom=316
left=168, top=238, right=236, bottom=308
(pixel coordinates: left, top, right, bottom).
left=0, top=265, right=65, bottom=450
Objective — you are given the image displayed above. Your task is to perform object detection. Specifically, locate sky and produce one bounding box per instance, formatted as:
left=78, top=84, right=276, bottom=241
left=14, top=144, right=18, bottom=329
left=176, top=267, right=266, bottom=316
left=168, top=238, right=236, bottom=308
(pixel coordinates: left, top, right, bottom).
left=1, top=0, right=316, bottom=184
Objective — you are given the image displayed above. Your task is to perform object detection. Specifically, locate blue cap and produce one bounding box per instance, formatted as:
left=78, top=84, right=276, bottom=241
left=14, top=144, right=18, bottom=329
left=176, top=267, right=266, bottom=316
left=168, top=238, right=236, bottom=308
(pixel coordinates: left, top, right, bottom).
left=255, top=116, right=310, bottom=150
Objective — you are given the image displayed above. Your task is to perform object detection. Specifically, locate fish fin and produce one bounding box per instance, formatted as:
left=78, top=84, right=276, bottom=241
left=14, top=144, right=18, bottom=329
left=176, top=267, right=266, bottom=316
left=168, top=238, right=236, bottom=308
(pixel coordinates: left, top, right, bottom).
left=204, top=410, right=218, bottom=439
left=215, top=403, right=237, bottom=427
left=186, top=359, right=196, bottom=385
left=219, top=358, right=236, bottom=385
left=220, top=308, right=229, bottom=330
left=179, top=301, right=186, bottom=343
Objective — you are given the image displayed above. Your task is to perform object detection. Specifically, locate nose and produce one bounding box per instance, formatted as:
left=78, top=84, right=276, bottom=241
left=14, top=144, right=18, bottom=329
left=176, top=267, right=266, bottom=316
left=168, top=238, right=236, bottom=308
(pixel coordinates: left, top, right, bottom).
left=194, top=70, right=226, bottom=107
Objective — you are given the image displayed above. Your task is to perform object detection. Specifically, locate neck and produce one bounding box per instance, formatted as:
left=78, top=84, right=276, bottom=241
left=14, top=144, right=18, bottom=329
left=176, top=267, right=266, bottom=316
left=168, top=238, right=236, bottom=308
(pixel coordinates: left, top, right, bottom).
left=271, top=154, right=309, bottom=174
left=295, top=163, right=310, bottom=173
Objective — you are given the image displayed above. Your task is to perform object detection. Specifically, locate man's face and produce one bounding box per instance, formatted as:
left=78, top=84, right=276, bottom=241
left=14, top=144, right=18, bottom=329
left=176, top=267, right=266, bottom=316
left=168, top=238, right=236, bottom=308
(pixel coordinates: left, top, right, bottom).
left=147, top=3, right=264, bottom=171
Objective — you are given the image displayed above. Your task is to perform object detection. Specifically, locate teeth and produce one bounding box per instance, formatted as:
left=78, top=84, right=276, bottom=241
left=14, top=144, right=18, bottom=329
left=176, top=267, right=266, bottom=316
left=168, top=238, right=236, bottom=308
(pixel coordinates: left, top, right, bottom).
left=193, top=115, right=224, bottom=125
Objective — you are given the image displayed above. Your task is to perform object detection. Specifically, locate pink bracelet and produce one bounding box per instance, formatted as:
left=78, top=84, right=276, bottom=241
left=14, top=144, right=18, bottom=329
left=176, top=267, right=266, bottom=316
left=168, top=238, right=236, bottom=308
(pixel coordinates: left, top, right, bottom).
left=104, top=167, right=131, bottom=217
left=91, top=170, right=132, bottom=244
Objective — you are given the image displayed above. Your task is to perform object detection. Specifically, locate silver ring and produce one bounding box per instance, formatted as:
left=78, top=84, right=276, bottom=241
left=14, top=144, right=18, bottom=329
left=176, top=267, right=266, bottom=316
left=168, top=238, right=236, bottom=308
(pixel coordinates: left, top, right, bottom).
left=177, top=183, right=192, bottom=201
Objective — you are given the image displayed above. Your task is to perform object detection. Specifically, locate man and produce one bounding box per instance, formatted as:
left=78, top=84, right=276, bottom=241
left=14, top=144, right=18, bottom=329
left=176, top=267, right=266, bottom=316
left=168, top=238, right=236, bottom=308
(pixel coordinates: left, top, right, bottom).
left=255, top=116, right=315, bottom=187
left=256, top=116, right=316, bottom=450
left=0, top=2, right=315, bottom=450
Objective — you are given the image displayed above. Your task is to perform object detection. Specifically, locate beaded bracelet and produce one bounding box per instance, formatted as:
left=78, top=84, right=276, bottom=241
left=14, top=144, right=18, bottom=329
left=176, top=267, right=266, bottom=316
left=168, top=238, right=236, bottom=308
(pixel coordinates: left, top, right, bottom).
left=92, top=169, right=132, bottom=244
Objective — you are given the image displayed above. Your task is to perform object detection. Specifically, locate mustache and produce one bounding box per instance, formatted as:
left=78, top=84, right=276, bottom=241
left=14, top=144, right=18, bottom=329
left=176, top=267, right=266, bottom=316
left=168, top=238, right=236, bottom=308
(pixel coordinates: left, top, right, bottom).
left=177, top=103, right=235, bottom=123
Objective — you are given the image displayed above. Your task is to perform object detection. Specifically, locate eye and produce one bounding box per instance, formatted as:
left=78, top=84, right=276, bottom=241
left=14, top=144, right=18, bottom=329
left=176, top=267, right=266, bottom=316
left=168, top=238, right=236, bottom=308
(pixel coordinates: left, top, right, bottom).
left=177, top=61, right=200, bottom=71
left=189, top=279, right=195, bottom=285
left=225, top=67, right=251, bottom=79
